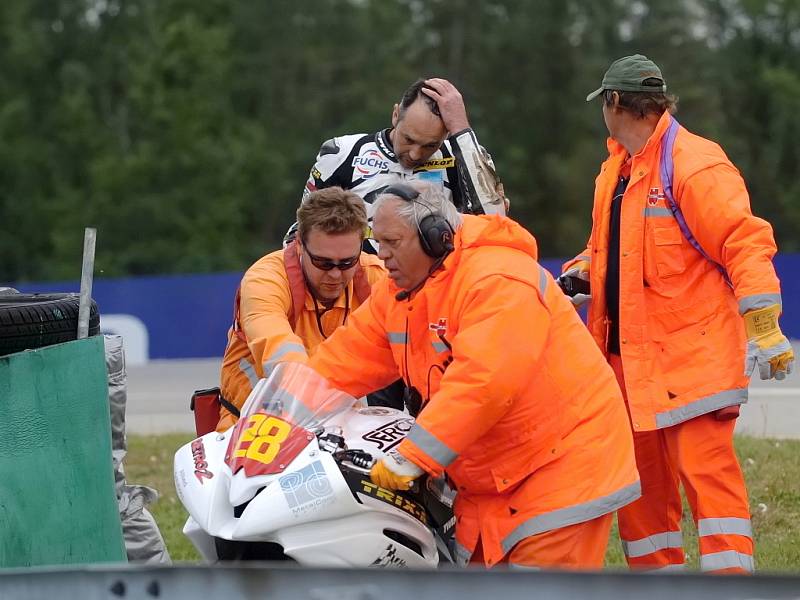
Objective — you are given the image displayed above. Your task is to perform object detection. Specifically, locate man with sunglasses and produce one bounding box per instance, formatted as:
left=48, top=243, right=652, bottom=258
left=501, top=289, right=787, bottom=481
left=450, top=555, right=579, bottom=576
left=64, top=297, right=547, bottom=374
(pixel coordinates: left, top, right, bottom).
left=216, top=187, right=386, bottom=431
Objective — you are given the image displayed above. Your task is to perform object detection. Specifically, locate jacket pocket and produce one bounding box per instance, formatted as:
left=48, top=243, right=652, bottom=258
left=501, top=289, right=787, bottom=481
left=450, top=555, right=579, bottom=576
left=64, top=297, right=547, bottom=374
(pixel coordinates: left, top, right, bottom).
left=651, top=226, right=686, bottom=278
left=490, top=435, right=560, bottom=493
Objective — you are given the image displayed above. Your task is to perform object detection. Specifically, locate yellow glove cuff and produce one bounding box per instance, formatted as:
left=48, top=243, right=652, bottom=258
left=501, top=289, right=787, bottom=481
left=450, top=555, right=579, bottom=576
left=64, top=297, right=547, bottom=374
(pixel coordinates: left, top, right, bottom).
left=744, top=304, right=781, bottom=339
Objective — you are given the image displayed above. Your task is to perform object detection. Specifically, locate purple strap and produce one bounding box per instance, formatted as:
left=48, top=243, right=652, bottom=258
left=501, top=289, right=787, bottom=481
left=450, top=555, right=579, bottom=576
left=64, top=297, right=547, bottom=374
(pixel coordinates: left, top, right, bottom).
left=660, top=116, right=733, bottom=286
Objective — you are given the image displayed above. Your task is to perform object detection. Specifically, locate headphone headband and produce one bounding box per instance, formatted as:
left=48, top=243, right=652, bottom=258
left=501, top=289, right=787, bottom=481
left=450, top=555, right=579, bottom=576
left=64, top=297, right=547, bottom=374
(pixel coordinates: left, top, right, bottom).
left=379, top=183, right=453, bottom=260
left=382, top=183, right=420, bottom=203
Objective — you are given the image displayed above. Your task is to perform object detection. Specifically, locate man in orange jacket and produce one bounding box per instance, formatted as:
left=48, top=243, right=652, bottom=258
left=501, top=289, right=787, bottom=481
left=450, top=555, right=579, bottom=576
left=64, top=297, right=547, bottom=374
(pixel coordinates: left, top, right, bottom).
left=307, top=182, right=640, bottom=569
left=563, top=54, right=794, bottom=573
left=217, top=187, right=386, bottom=431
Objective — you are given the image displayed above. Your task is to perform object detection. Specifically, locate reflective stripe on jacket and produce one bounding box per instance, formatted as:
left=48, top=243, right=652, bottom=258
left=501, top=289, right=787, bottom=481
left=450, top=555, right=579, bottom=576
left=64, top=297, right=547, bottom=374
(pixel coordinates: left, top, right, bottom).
left=564, top=111, right=781, bottom=430
left=219, top=248, right=385, bottom=422
left=310, top=214, right=639, bottom=566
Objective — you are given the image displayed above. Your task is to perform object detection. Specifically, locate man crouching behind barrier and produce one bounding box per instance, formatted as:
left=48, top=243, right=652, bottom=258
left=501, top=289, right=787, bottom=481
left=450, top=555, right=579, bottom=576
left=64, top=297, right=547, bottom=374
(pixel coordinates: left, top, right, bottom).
left=307, top=182, right=640, bottom=570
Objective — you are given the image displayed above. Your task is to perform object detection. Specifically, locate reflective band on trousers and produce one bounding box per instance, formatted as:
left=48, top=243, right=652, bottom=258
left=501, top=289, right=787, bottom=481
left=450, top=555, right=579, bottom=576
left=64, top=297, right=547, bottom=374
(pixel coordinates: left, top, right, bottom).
left=406, top=423, right=458, bottom=467
left=501, top=480, right=642, bottom=554
left=697, top=517, right=753, bottom=538
left=701, top=550, right=754, bottom=572
left=387, top=332, right=408, bottom=344
left=738, top=293, right=782, bottom=315
left=238, top=358, right=259, bottom=388
left=654, top=388, right=748, bottom=428
left=621, top=531, right=683, bottom=558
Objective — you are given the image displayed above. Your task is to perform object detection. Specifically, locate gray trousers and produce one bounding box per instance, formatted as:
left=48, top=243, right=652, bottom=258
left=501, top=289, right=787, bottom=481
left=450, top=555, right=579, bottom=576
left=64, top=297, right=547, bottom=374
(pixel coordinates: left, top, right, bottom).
left=105, top=335, right=171, bottom=564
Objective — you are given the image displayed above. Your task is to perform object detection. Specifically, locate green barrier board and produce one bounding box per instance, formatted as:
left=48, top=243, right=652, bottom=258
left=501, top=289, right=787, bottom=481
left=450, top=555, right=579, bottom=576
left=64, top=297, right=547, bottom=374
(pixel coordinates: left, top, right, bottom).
left=0, top=336, right=126, bottom=567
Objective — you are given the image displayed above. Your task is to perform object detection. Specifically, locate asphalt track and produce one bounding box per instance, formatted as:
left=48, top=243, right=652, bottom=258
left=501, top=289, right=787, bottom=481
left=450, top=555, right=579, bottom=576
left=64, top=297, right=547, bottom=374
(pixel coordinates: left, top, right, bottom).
left=125, top=342, right=800, bottom=438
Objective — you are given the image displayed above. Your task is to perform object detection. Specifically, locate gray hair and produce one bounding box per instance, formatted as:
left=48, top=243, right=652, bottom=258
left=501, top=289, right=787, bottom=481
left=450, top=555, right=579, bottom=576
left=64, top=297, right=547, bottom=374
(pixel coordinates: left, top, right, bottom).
left=374, top=182, right=462, bottom=233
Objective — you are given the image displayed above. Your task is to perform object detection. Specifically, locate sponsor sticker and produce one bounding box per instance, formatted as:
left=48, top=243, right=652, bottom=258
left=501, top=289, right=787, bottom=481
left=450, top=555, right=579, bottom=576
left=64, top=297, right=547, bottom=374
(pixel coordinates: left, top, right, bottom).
left=371, top=544, right=408, bottom=568
left=361, top=418, right=414, bottom=452
left=355, top=478, right=427, bottom=524
left=416, top=157, right=455, bottom=171
left=352, top=149, right=389, bottom=179
left=414, top=170, right=444, bottom=184
left=191, top=438, right=213, bottom=484
left=280, top=460, right=335, bottom=518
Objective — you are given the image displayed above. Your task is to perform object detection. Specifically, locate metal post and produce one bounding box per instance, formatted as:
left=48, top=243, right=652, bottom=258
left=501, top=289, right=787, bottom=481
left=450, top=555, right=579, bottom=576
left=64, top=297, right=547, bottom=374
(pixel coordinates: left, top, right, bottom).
left=77, top=227, right=97, bottom=339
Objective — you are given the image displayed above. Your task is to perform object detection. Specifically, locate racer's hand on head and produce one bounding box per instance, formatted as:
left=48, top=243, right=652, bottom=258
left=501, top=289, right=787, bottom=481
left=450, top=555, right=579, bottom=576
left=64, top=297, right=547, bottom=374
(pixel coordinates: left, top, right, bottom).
left=370, top=448, right=424, bottom=490
left=422, top=78, right=470, bottom=136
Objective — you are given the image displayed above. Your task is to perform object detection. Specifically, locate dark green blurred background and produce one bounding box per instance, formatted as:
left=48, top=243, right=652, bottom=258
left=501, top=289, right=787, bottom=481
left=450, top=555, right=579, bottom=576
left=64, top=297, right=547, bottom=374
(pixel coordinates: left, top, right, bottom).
left=2, top=0, right=798, bottom=281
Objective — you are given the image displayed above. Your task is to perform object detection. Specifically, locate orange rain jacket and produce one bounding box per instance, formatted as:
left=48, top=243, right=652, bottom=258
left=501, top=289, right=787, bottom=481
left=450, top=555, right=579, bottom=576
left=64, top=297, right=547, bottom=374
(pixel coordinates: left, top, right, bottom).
left=564, top=111, right=781, bottom=431
left=218, top=244, right=385, bottom=427
left=309, top=214, right=640, bottom=567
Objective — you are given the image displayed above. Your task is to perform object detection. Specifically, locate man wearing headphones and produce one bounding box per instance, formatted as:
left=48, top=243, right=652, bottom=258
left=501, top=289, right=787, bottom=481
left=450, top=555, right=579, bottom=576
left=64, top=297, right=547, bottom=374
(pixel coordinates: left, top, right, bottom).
left=307, top=182, right=640, bottom=569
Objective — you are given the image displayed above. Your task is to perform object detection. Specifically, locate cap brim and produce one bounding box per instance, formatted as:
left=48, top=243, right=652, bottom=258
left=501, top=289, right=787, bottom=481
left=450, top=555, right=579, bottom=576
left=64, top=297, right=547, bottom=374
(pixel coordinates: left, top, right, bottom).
left=585, top=87, right=603, bottom=102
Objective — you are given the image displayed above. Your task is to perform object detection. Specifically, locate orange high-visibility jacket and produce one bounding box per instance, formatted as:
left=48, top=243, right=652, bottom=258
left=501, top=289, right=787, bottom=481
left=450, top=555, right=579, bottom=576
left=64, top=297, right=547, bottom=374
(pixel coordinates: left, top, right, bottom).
left=309, top=215, right=640, bottom=566
left=564, top=111, right=781, bottom=431
left=219, top=246, right=385, bottom=423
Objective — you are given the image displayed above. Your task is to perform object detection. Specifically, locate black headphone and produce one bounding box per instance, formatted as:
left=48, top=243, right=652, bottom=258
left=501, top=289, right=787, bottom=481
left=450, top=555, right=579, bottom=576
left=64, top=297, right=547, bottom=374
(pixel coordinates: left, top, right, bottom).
left=381, top=183, right=455, bottom=259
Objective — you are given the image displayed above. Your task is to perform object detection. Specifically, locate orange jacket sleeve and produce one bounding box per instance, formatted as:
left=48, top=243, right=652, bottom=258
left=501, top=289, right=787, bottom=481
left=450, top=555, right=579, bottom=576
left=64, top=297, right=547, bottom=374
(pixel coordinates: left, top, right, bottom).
left=676, top=163, right=781, bottom=313
left=240, top=256, right=308, bottom=375
left=562, top=238, right=592, bottom=274
left=308, top=285, right=401, bottom=398
left=399, top=274, right=551, bottom=477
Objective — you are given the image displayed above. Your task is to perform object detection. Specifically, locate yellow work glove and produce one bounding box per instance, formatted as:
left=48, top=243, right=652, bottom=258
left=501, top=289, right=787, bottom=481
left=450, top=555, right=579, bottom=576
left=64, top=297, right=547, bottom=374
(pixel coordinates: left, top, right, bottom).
left=558, top=260, right=591, bottom=307
left=744, top=304, right=795, bottom=380
left=370, top=449, right=424, bottom=491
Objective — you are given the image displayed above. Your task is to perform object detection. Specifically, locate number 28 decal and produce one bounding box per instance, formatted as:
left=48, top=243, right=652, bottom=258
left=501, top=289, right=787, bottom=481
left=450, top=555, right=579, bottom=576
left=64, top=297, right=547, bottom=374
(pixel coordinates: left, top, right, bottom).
left=226, top=413, right=312, bottom=477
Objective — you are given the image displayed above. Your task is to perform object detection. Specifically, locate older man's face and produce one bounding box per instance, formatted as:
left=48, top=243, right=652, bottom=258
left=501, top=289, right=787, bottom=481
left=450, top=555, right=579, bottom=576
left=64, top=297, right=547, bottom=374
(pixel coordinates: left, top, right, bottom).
left=373, top=198, right=437, bottom=292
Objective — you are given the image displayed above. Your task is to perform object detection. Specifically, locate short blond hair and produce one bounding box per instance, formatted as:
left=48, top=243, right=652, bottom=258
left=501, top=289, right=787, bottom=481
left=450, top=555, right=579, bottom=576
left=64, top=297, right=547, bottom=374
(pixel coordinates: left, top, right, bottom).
left=297, top=187, right=368, bottom=241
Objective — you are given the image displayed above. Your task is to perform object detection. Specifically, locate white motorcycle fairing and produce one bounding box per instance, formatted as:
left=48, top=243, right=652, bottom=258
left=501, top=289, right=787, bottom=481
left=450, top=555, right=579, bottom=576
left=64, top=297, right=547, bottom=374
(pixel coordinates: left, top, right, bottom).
left=174, top=364, right=441, bottom=568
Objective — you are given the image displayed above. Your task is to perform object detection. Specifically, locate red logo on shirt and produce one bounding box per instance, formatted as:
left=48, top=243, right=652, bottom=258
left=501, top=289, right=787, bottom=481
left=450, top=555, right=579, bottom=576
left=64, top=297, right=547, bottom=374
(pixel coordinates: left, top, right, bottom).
left=647, top=187, right=664, bottom=205
left=429, top=318, right=447, bottom=335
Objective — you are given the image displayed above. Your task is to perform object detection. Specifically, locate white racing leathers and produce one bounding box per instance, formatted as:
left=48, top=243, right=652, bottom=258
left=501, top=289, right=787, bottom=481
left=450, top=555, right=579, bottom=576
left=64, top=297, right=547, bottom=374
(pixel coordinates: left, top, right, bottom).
left=303, top=128, right=507, bottom=219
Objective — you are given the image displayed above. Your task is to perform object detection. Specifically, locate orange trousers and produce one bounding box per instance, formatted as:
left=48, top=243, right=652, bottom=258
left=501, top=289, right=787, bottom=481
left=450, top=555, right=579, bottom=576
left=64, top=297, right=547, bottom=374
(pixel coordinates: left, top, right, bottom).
left=470, top=513, right=613, bottom=570
left=609, top=354, right=754, bottom=573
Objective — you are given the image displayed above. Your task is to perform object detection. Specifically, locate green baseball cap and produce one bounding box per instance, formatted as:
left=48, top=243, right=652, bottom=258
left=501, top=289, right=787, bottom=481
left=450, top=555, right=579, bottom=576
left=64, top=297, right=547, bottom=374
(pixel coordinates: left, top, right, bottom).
left=586, top=54, right=667, bottom=101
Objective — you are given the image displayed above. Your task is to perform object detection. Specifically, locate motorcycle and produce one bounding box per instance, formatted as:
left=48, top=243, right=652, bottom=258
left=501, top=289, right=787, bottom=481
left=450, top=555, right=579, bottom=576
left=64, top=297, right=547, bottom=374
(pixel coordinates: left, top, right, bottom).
left=174, top=362, right=454, bottom=568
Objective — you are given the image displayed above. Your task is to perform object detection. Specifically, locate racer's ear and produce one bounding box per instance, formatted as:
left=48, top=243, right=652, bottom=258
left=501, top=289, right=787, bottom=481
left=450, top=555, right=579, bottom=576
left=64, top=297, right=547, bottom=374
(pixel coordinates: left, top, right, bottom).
left=391, top=103, right=400, bottom=127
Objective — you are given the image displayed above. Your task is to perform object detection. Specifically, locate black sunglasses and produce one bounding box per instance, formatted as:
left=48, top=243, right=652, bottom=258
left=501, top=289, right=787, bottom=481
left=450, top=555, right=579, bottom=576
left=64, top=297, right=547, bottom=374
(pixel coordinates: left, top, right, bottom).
left=302, top=245, right=360, bottom=271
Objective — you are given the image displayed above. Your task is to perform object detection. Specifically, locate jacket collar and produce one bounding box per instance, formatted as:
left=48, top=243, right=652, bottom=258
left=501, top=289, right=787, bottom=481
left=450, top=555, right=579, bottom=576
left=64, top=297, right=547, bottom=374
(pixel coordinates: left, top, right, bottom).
left=376, top=128, right=397, bottom=161
left=606, top=110, right=673, bottom=160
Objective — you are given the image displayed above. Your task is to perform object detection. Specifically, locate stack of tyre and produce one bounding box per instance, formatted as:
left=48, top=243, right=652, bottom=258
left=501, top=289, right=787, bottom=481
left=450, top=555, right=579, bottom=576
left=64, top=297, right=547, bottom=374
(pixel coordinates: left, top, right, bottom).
left=0, top=288, right=100, bottom=357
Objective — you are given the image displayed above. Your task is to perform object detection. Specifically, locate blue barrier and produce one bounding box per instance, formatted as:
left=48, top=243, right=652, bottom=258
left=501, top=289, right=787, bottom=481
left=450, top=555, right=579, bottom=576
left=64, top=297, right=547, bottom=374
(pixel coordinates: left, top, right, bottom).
left=8, top=254, right=799, bottom=360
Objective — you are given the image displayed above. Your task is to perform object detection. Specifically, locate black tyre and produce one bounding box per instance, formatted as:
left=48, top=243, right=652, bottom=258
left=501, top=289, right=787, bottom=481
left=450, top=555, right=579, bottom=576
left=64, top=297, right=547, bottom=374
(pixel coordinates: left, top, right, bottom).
left=0, top=293, right=100, bottom=357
